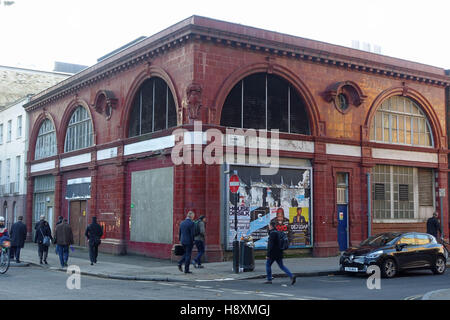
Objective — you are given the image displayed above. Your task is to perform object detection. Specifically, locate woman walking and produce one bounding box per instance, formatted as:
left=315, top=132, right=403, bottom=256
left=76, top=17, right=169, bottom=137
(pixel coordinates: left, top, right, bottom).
left=34, top=220, right=53, bottom=264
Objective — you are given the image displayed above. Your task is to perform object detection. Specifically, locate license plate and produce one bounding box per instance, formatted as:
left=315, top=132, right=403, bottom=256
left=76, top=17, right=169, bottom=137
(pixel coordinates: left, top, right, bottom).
left=345, top=267, right=359, bottom=272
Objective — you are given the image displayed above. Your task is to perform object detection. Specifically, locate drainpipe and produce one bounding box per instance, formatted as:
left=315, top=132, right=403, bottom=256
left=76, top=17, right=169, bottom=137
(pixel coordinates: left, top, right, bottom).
left=367, top=173, right=371, bottom=238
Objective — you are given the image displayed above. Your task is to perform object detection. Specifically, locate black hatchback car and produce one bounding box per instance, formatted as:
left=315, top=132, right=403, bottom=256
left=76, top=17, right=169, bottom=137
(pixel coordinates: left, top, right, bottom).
left=340, top=232, right=447, bottom=278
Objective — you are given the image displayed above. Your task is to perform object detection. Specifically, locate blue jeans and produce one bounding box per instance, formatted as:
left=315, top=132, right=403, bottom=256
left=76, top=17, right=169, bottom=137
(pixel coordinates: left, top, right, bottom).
left=266, top=258, right=293, bottom=281
left=193, top=240, right=205, bottom=265
left=178, top=244, right=193, bottom=272
left=56, top=245, right=69, bottom=267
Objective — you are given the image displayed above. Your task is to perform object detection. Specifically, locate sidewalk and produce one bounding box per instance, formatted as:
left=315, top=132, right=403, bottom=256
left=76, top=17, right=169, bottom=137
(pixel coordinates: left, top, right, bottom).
left=422, top=289, right=450, bottom=300
left=18, top=243, right=341, bottom=282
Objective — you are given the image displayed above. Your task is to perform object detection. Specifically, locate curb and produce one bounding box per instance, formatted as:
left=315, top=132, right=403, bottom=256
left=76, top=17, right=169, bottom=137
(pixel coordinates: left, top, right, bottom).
left=24, top=258, right=341, bottom=282
left=422, top=289, right=450, bottom=300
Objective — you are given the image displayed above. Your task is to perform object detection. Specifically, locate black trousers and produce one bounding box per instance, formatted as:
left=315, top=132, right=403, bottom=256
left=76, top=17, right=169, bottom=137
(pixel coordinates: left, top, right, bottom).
left=10, top=246, right=21, bottom=261
left=89, top=240, right=99, bottom=263
left=38, top=244, right=49, bottom=261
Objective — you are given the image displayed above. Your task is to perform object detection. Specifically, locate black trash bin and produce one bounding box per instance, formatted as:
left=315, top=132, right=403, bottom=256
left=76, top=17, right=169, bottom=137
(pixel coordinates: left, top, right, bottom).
left=239, top=236, right=255, bottom=272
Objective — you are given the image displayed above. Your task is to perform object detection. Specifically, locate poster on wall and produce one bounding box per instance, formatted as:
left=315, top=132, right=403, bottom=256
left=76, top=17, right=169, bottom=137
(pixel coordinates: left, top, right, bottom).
left=226, top=165, right=312, bottom=250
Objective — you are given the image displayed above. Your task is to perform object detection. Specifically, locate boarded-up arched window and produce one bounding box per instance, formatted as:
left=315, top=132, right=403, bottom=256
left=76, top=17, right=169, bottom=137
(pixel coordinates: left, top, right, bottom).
left=64, top=106, right=93, bottom=152
left=220, top=73, right=310, bottom=134
left=35, top=119, right=57, bottom=160
left=370, top=96, right=433, bottom=147
left=128, top=77, right=177, bottom=137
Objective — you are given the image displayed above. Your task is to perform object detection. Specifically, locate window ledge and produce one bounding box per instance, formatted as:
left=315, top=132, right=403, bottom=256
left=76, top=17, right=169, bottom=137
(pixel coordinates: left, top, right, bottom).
left=373, top=219, right=424, bottom=224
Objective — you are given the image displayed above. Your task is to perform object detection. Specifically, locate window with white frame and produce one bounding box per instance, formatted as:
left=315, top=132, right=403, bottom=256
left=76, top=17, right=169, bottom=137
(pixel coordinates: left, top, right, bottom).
left=370, top=96, right=433, bottom=147
left=0, top=124, right=3, bottom=144
left=6, top=120, right=11, bottom=142
left=64, top=106, right=93, bottom=153
left=17, top=115, right=22, bottom=139
left=35, top=119, right=57, bottom=160
left=15, top=156, right=20, bottom=193
left=5, top=159, right=10, bottom=194
left=372, top=165, right=434, bottom=220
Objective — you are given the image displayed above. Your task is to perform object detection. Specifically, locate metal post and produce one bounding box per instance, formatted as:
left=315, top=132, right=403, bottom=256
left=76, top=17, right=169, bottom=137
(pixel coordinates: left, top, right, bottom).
left=233, top=192, right=239, bottom=273
left=367, top=173, right=371, bottom=238
left=440, top=195, right=444, bottom=239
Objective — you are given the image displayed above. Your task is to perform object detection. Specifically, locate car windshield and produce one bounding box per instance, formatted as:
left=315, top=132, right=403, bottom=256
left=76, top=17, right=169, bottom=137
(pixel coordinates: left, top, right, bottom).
left=360, top=234, right=399, bottom=247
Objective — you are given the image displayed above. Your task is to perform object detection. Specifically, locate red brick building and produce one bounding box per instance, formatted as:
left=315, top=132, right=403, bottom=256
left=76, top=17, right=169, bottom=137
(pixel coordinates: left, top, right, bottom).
left=24, top=16, right=450, bottom=260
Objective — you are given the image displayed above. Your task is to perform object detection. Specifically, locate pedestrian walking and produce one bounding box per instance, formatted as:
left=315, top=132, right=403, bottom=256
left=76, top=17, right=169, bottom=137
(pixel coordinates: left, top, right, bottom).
left=35, top=215, right=45, bottom=231
left=192, top=215, right=206, bottom=268
left=264, top=222, right=296, bottom=285
left=34, top=220, right=53, bottom=264
left=427, top=212, right=441, bottom=239
left=10, top=216, right=27, bottom=263
left=54, top=218, right=74, bottom=268
left=85, top=217, right=103, bottom=265
left=178, top=211, right=195, bottom=274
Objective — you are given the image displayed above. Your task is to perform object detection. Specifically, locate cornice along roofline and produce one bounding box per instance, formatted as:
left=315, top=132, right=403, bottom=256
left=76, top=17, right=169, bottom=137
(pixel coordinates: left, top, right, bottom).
left=24, top=15, right=450, bottom=111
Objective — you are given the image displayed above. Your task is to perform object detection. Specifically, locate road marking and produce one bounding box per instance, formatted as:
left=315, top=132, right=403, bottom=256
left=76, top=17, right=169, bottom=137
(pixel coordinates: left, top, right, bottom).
left=404, top=295, right=422, bottom=300
left=258, top=294, right=279, bottom=297
left=204, top=289, right=225, bottom=293
left=272, top=292, right=294, bottom=297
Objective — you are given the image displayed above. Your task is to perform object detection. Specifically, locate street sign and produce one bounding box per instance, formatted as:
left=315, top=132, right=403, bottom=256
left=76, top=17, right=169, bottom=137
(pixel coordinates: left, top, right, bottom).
left=229, top=174, right=240, bottom=193
left=439, top=188, right=446, bottom=198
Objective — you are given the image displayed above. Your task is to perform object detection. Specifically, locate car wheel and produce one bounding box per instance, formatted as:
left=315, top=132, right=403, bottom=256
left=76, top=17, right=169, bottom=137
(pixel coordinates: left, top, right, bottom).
left=381, top=258, right=397, bottom=278
left=432, top=256, right=446, bottom=275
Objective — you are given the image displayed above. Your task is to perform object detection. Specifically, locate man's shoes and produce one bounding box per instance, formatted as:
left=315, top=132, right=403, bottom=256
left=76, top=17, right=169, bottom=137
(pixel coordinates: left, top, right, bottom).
left=178, top=264, right=183, bottom=272
left=64, top=263, right=68, bottom=267
left=184, top=271, right=193, bottom=274
left=291, top=276, right=297, bottom=285
left=264, top=280, right=272, bottom=284
left=192, top=261, right=198, bottom=268
left=44, top=260, right=48, bottom=265
left=91, top=263, right=94, bottom=266
left=39, top=260, right=43, bottom=265
left=16, top=260, right=20, bottom=263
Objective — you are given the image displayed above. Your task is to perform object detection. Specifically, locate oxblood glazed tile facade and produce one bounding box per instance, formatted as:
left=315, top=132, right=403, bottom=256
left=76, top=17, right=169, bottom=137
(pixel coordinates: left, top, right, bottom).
left=24, top=16, right=450, bottom=261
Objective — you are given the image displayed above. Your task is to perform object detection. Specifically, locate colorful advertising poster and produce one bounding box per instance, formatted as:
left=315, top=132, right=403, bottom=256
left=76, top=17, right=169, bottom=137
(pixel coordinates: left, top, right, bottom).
left=226, top=166, right=312, bottom=250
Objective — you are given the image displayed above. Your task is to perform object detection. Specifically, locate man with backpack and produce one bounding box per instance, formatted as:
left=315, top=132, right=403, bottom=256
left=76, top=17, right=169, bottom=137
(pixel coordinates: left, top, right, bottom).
left=264, top=221, right=296, bottom=285
left=192, top=215, right=206, bottom=268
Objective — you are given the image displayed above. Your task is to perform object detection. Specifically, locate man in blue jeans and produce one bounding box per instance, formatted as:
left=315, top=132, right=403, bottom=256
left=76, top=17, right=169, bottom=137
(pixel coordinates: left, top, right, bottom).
left=192, top=215, right=206, bottom=268
left=54, top=219, right=74, bottom=268
left=265, top=222, right=296, bottom=285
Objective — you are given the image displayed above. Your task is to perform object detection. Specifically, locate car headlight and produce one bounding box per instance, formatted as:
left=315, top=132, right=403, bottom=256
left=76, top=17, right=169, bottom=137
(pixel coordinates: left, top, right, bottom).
left=366, top=250, right=383, bottom=259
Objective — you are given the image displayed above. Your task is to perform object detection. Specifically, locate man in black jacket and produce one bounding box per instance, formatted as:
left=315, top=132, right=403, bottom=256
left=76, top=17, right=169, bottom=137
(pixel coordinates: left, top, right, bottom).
left=265, top=222, right=296, bottom=285
left=10, top=216, right=27, bottom=263
left=427, top=212, right=441, bottom=238
left=85, top=217, right=103, bottom=266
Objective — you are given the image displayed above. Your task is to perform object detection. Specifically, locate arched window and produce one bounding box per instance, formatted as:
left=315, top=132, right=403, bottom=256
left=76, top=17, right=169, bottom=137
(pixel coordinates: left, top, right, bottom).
left=220, top=73, right=310, bottom=134
left=128, top=77, right=177, bottom=137
left=64, top=106, right=93, bottom=152
left=370, top=96, right=433, bottom=147
left=35, top=119, right=56, bottom=160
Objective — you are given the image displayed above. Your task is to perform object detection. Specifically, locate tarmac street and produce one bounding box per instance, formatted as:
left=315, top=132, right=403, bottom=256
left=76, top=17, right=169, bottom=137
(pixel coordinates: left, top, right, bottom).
left=5, top=243, right=450, bottom=300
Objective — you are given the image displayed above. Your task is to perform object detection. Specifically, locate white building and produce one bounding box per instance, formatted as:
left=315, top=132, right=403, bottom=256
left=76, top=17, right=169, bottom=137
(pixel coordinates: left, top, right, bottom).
left=0, top=96, right=30, bottom=229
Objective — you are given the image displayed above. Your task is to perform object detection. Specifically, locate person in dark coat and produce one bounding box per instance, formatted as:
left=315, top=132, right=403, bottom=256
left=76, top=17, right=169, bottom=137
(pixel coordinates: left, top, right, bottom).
left=35, top=215, right=45, bottom=232
left=192, top=215, right=206, bottom=268
left=264, top=222, right=296, bottom=285
left=54, top=219, right=74, bottom=268
left=34, top=220, right=53, bottom=264
left=178, top=211, right=195, bottom=274
left=10, top=216, right=27, bottom=263
left=427, top=212, right=441, bottom=239
left=85, top=217, right=103, bottom=265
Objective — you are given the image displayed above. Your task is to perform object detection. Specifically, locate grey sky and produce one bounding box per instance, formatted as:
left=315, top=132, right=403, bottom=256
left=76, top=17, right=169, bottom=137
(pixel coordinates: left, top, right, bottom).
left=1, top=0, right=449, bottom=71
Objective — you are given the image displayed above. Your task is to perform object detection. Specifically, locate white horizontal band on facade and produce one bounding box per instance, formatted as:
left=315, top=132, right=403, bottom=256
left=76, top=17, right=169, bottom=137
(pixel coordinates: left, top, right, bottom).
left=97, top=147, right=118, bottom=161
left=67, top=177, right=91, bottom=185
left=60, top=152, right=91, bottom=167
left=30, top=160, right=56, bottom=173
left=223, top=134, right=315, bottom=153
left=326, top=143, right=362, bottom=157
left=124, top=135, right=175, bottom=156
left=372, top=148, right=438, bottom=163
left=183, top=131, right=207, bottom=145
